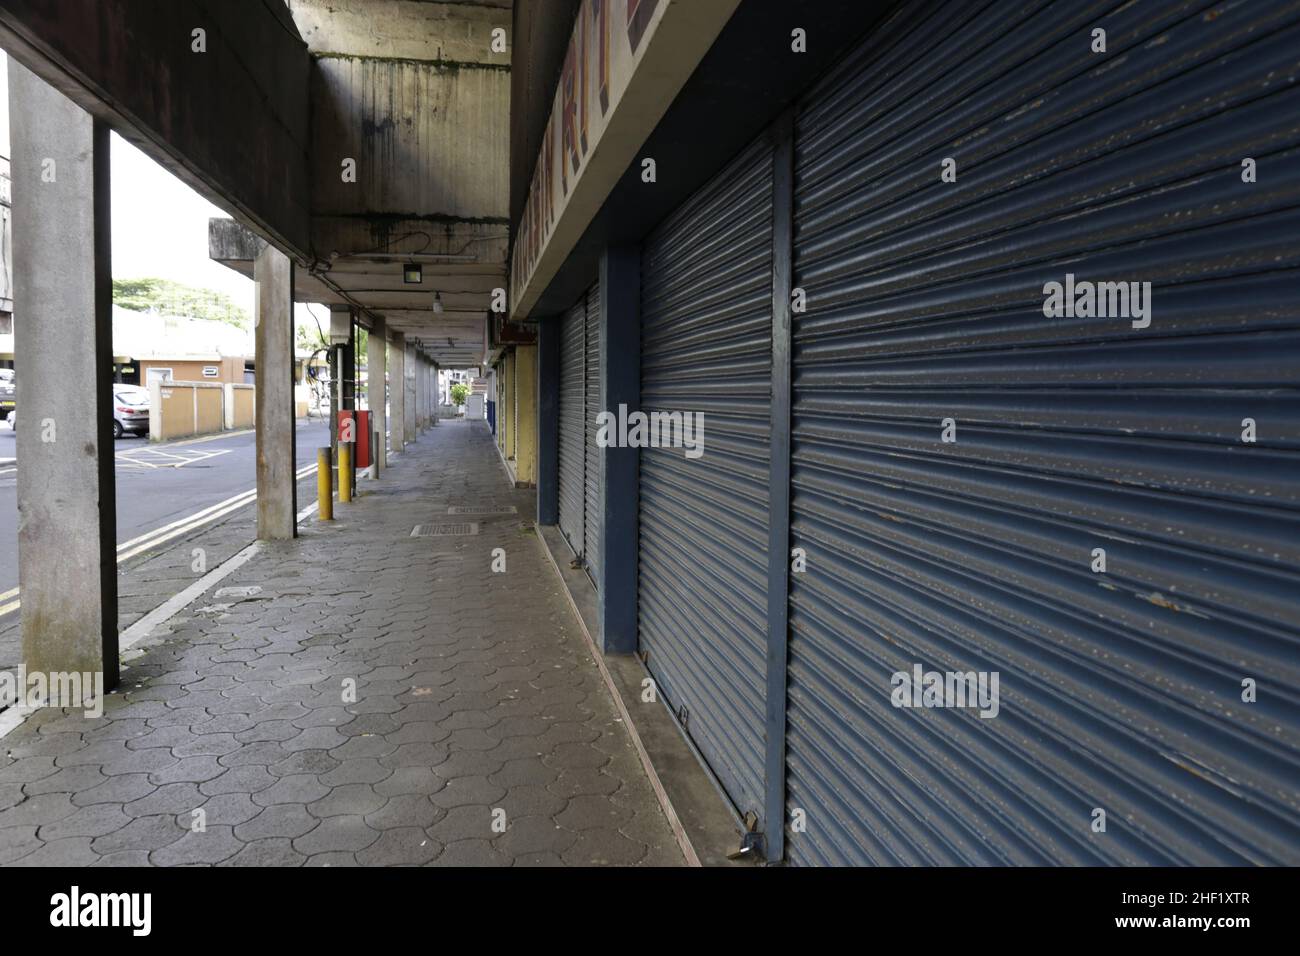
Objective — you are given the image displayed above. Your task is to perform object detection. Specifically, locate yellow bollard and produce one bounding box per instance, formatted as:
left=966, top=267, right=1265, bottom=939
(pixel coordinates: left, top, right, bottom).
left=317, top=448, right=333, bottom=521
left=338, top=442, right=353, bottom=503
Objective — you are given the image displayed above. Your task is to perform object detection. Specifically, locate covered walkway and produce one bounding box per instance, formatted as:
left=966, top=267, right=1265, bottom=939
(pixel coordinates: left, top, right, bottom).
left=0, top=421, right=684, bottom=866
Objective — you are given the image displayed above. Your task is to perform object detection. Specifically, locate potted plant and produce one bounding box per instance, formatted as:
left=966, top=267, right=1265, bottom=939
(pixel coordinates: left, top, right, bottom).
left=450, top=381, right=470, bottom=416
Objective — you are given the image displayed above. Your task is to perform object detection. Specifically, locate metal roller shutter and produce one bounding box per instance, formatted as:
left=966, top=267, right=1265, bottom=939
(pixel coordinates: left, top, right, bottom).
left=558, top=302, right=586, bottom=558
left=639, top=136, right=775, bottom=821
left=584, top=281, right=602, bottom=590
left=785, top=0, right=1300, bottom=865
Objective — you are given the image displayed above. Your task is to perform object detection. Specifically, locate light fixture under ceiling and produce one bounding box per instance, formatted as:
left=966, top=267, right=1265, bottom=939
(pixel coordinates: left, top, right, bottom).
left=432, top=291, right=445, bottom=314
left=403, top=262, right=422, bottom=284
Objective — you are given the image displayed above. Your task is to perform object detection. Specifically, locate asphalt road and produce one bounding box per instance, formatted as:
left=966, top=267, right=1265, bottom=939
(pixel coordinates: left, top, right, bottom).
left=0, top=417, right=334, bottom=599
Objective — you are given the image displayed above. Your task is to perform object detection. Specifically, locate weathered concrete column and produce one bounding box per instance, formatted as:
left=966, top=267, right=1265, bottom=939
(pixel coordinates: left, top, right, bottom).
left=367, top=316, right=387, bottom=471
left=434, top=361, right=444, bottom=424
left=404, top=342, right=417, bottom=444
left=11, top=61, right=119, bottom=689
left=389, top=331, right=406, bottom=454
left=426, top=356, right=436, bottom=429
left=417, top=353, right=428, bottom=432
left=414, top=355, right=423, bottom=432
left=254, top=243, right=297, bottom=540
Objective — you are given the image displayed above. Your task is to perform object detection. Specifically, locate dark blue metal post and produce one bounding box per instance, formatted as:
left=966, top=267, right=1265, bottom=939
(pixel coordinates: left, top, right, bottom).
left=536, top=315, right=560, bottom=525
left=597, top=246, right=640, bottom=654
left=763, top=111, right=795, bottom=863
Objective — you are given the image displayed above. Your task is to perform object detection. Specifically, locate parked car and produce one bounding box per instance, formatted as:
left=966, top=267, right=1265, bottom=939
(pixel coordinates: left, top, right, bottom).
left=113, top=385, right=150, bottom=438
left=0, top=369, right=14, bottom=420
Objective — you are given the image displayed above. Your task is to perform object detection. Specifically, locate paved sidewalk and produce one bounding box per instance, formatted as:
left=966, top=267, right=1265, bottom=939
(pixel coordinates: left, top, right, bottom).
left=0, top=421, right=684, bottom=866
left=0, top=471, right=321, bottom=674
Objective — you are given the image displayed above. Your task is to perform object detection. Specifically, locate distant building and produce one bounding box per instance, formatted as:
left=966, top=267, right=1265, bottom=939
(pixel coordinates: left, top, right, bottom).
left=110, top=305, right=252, bottom=385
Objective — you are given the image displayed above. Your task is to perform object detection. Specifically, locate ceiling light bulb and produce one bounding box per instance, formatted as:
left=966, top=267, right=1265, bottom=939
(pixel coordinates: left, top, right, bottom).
left=433, top=292, right=444, bottom=314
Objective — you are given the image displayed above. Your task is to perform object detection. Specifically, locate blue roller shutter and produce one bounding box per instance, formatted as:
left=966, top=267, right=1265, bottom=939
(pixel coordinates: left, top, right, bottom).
left=639, top=135, right=776, bottom=821
left=785, top=0, right=1300, bottom=865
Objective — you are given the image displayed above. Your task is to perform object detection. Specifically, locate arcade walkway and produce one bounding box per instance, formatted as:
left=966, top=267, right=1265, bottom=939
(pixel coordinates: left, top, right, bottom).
left=0, top=421, right=684, bottom=867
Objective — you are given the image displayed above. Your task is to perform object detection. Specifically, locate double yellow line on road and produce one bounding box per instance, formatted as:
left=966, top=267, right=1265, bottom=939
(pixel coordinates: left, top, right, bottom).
left=0, top=462, right=317, bottom=619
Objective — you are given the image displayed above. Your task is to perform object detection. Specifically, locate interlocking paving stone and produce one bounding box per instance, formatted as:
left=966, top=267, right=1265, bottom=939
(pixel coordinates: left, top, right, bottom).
left=292, top=815, right=379, bottom=856
left=150, top=826, right=244, bottom=866
left=8, top=836, right=100, bottom=867
left=0, top=825, right=42, bottom=864
left=37, top=803, right=131, bottom=840
left=235, top=805, right=319, bottom=841
left=0, top=423, right=683, bottom=867
left=433, top=838, right=507, bottom=867
left=355, top=826, right=442, bottom=866
left=308, top=783, right=385, bottom=818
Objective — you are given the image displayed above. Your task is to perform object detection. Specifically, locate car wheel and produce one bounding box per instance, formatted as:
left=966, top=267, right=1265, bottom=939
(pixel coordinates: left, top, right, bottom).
left=112, top=419, right=123, bottom=439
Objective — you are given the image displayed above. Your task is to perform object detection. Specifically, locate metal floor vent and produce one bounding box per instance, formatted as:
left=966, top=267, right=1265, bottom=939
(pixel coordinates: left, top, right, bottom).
left=409, top=523, right=480, bottom=537
left=447, top=505, right=518, bottom=516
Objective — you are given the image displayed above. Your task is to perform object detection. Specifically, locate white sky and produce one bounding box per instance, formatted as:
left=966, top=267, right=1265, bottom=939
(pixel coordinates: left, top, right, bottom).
left=111, top=134, right=323, bottom=333
left=110, top=132, right=255, bottom=308
left=1, top=47, right=323, bottom=335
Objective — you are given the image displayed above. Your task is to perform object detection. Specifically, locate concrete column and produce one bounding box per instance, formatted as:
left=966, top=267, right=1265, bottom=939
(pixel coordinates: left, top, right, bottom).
left=11, top=62, right=119, bottom=689
left=536, top=317, right=560, bottom=524
left=254, top=243, right=297, bottom=540
left=434, top=361, right=444, bottom=424
left=328, top=344, right=339, bottom=466
left=431, top=362, right=440, bottom=426
left=341, top=313, right=356, bottom=490
left=368, top=316, right=387, bottom=471
left=404, top=343, right=417, bottom=444
left=597, top=247, right=641, bottom=654
left=415, top=355, right=423, bottom=432
left=420, top=355, right=431, bottom=430
left=389, top=331, right=406, bottom=454
left=413, top=354, right=424, bottom=433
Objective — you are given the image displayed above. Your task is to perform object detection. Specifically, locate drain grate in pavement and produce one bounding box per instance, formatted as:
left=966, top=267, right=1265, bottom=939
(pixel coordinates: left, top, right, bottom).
left=447, top=505, right=518, bottom=516
left=409, top=523, right=480, bottom=537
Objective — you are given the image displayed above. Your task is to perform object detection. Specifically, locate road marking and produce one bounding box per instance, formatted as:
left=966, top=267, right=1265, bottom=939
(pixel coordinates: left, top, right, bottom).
left=0, top=699, right=31, bottom=740
left=120, top=541, right=264, bottom=651
left=0, top=462, right=318, bottom=619
left=115, top=447, right=231, bottom=470
left=115, top=461, right=316, bottom=554
left=115, top=463, right=317, bottom=561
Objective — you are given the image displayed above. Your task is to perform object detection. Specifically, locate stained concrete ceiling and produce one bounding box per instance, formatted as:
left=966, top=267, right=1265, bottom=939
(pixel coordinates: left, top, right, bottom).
left=210, top=225, right=502, bottom=369
left=212, top=0, right=513, bottom=369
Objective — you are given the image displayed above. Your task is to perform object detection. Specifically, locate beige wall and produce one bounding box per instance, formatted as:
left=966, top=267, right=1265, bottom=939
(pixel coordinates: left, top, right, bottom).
left=513, top=345, right=537, bottom=488
left=150, top=381, right=227, bottom=441
left=196, top=386, right=223, bottom=433
left=225, top=383, right=256, bottom=430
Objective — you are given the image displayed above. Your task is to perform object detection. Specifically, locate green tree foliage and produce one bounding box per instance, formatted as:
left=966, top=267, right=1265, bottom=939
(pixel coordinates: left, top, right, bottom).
left=297, top=323, right=326, bottom=353
left=113, top=278, right=250, bottom=328
left=450, top=382, right=470, bottom=406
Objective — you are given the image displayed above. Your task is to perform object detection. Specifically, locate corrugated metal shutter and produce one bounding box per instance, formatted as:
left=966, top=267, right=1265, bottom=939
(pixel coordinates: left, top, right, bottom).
left=558, top=303, right=585, bottom=557
left=785, top=0, right=1300, bottom=865
left=584, top=280, right=602, bottom=590
left=639, top=136, right=775, bottom=820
